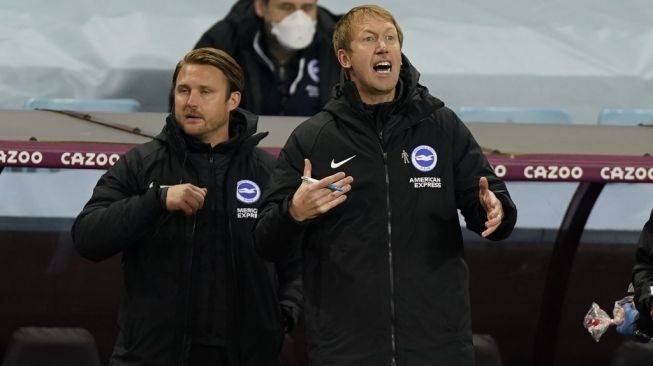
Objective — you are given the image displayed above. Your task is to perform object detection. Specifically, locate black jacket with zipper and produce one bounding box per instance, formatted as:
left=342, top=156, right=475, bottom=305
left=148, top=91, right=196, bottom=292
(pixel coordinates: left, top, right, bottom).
left=72, top=109, right=302, bottom=366
left=254, top=55, right=517, bottom=366
left=195, top=0, right=340, bottom=116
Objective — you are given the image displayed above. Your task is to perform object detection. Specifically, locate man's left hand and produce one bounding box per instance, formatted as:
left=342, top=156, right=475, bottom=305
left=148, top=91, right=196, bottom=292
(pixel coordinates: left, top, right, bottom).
left=479, top=176, right=504, bottom=238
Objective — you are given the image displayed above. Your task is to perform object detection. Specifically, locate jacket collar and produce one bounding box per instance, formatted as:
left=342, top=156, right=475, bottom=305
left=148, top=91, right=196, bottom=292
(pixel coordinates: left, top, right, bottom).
left=325, top=54, right=445, bottom=133
left=157, top=108, right=267, bottom=156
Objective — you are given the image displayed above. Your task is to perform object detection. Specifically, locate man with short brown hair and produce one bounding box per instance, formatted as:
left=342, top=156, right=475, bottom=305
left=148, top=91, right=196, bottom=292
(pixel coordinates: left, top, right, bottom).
left=73, top=47, right=301, bottom=366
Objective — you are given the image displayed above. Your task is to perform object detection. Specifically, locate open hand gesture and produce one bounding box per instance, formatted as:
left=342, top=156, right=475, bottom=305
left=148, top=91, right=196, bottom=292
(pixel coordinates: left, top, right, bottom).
left=289, top=159, right=353, bottom=222
left=479, top=177, right=504, bottom=238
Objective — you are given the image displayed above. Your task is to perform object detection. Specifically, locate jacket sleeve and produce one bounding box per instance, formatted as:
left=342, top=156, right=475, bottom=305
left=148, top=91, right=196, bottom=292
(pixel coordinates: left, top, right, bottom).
left=255, top=130, right=312, bottom=262
left=451, top=115, right=517, bottom=240
left=275, top=246, right=304, bottom=332
left=633, top=209, right=653, bottom=320
left=254, top=148, right=304, bottom=331
left=71, top=150, right=166, bottom=262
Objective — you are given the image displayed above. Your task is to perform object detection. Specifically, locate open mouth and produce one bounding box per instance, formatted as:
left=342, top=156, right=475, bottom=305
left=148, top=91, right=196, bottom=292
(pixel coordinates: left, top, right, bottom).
left=373, top=61, right=392, bottom=74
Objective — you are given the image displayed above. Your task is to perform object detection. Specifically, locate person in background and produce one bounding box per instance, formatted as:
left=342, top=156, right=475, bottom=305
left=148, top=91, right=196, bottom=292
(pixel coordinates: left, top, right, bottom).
left=195, top=0, right=340, bottom=116
left=254, top=5, right=517, bottom=366
left=72, top=47, right=301, bottom=366
left=632, top=208, right=653, bottom=337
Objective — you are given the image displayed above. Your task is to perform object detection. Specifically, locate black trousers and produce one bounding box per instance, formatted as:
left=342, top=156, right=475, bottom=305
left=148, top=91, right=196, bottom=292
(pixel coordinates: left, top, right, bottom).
left=189, top=345, right=229, bottom=366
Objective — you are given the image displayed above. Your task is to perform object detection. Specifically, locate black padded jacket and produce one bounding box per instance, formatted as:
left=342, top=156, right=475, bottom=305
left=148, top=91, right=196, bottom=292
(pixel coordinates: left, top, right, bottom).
left=255, top=56, right=517, bottom=366
left=633, top=209, right=653, bottom=335
left=72, top=109, right=302, bottom=366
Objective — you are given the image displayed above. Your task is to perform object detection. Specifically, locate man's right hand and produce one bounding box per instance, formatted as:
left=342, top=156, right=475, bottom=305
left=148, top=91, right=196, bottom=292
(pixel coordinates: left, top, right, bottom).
left=165, top=183, right=207, bottom=215
left=289, top=159, right=353, bottom=222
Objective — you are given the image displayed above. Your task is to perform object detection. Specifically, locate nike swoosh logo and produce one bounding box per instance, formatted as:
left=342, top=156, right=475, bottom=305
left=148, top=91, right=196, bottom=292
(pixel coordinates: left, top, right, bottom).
left=330, top=155, right=357, bottom=169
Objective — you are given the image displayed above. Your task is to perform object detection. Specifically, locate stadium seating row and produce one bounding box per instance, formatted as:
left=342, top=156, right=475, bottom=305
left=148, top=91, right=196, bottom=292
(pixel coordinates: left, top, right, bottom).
left=456, top=106, right=653, bottom=125
left=23, top=97, right=653, bottom=125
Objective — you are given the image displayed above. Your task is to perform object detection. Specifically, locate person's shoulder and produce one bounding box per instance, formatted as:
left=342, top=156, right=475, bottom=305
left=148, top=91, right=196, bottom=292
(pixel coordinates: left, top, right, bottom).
left=206, top=0, right=255, bottom=25
left=119, top=139, right=155, bottom=158
left=134, top=136, right=167, bottom=154
left=644, top=208, right=653, bottom=234
left=315, top=5, right=341, bottom=45
left=405, top=86, right=458, bottom=125
left=283, top=113, right=334, bottom=150
left=410, top=87, right=455, bottom=122
left=295, top=112, right=335, bottom=132
left=316, top=5, right=341, bottom=28
left=117, top=137, right=169, bottom=170
left=195, top=0, right=258, bottom=50
left=407, top=99, right=466, bottom=138
left=431, top=105, right=459, bottom=122
left=252, top=147, right=276, bottom=167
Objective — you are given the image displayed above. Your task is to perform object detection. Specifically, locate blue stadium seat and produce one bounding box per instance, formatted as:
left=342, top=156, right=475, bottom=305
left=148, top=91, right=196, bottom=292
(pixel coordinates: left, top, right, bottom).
left=24, top=97, right=141, bottom=113
left=456, top=106, right=572, bottom=124
left=597, top=108, right=653, bottom=126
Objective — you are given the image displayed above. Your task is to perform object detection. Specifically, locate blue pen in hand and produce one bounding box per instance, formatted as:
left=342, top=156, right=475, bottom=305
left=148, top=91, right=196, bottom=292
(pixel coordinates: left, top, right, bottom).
left=301, top=176, right=344, bottom=192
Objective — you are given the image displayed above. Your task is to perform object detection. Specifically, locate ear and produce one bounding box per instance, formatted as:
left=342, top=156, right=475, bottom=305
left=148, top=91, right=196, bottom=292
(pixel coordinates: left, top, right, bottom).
left=337, top=49, right=351, bottom=69
left=253, top=0, right=265, bottom=18
left=227, top=91, right=241, bottom=112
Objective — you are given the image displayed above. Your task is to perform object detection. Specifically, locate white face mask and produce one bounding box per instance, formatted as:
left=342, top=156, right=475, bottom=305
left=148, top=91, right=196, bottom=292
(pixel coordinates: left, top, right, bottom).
left=270, top=10, right=317, bottom=50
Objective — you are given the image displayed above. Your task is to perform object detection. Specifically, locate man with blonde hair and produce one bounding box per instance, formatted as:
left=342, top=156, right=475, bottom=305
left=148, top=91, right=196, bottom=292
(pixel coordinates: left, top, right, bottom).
left=255, top=5, right=517, bottom=365
left=73, top=48, right=301, bottom=366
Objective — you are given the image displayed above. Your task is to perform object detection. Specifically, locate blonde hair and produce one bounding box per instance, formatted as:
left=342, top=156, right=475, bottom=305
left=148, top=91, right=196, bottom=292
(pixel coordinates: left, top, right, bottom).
left=332, top=4, right=403, bottom=54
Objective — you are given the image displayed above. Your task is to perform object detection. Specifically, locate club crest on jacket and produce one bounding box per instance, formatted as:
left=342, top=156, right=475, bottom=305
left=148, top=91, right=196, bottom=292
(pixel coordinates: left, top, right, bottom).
left=236, top=180, right=261, bottom=204
left=411, top=145, right=438, bottom=172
